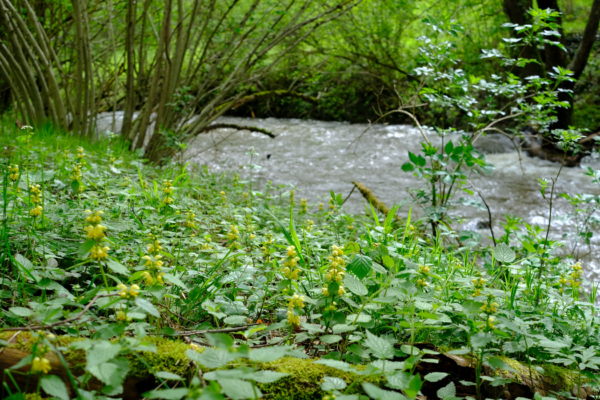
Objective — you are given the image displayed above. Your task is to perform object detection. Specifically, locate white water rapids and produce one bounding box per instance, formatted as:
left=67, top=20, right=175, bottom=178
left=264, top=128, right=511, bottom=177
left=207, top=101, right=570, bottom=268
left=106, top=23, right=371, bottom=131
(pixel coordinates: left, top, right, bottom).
left=97, top=113, right=600, bottom=279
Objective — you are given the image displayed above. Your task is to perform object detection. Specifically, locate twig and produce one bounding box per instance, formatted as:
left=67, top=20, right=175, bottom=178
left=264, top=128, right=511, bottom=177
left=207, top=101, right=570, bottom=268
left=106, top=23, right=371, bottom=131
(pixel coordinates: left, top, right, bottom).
left=2, top=293, right=118, bottom=332
left=175, top=324, right=258, bottom=336
left=342, top=184, right=357, bottom=205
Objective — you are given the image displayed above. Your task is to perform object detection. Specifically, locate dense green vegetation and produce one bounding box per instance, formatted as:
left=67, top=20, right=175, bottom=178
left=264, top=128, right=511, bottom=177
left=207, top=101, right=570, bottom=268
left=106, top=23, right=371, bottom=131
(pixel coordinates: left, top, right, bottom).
left=2, top=0, right=600, bottom=399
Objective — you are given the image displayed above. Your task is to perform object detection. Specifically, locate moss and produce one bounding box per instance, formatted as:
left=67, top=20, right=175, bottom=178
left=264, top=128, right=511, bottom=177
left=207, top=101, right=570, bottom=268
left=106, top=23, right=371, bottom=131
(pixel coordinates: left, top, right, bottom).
left=541, top=363, right=578, bottom=391
left=255, top=357, right=385, bottom=400
left=127, top=336, right=195, bottom=378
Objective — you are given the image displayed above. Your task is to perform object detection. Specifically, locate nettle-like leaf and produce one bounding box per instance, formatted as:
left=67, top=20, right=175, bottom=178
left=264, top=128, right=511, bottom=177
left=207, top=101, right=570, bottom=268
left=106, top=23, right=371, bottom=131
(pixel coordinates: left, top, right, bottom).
left=321, top=376, right=348, bottom=391
left=347, top=254, right=372, bottom=280
left=494, top=243, right=516, bottom=263
left=344, top=273, right=368, bottom=296
left=364, top=331, right=394, bottom=360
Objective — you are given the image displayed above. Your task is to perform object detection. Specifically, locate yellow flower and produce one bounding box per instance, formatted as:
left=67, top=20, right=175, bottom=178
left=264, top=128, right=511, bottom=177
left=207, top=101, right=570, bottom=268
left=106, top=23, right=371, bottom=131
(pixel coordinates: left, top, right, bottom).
left=118, top=284, right=128, bottom=298
left=89, top=245, right=110, bottom=261
left=321, top=287, right=329, bottom=296
left=338, top=286, right=346, bottom=295
left=307, top=220, right=314, bottom=231
left=31, top=357, right=51, bottom=374
left=148, top=240, right=163, bottom=254
left=288, top=294, right=305, bottom=309
left=8, top=164, right=19, bottom=181
left=116, top=311, right=127, bottom=321
left=319, top=203, right=324, bottom=211
left=129, top=284, right=140, bottom=297
left=488, top=316, right=496, bottom=329
left=157, top=273, right=165, bottom=284
left=418, top=265, right=431, bottom=274
left=30, top=206, right=43, bottom=217
left=142, top=271, right=153, bottom=284
left=84, top=224, right=107, bottom=240
left=287, top=310, right=300, bottom=326
left=190, top=343, right=201, bottom=351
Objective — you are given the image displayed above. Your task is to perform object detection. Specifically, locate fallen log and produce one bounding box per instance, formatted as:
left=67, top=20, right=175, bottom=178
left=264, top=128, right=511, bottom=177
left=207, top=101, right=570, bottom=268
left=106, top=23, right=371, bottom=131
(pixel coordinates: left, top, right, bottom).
left=351, top=181, right=401, bottom=221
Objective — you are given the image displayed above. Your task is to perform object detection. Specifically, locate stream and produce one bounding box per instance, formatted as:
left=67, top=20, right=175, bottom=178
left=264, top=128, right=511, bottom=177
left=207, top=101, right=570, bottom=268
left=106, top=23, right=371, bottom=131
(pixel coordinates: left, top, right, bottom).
left=97, top=113, right=600, bottom=279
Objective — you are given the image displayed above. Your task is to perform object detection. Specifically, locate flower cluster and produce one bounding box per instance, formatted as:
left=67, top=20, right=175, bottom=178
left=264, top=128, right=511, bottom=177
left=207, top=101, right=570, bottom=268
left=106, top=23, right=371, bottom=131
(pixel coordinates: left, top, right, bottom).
left=282, top=246, right=301, bottom=280
left=300, top=198, right=307, bottom=214
left=286, top=293, right=305, bottom=327
left=118, top=283, right=140, bottom=299
left=162, top=180, right=174, bottom=205
left=306, top=219, right=314, bottom=232
left=568, top=262, right=583, bottom=289
left=29, top=184, right=43, bottom=217
left=8, top=164, right=19, bottom=182
left=185, top=212, right=197, bottom=228
left=472, top=277, right=486, bottom=297
left=30, top=332, right=53, bottom=374
left=417, top=264, right=430, bottom=288
left=227, top=225, right=240, bottom=249
left=480, top=296, right=499, bottom=330
left=31, top=356, right=51, bottom=374
left=71, top=163, right=84, bottom=192
left=142, top=255, right=165, bottom=285
left=84, top=210, right=107, bottom=241
left=322, top=245, right=346, bottom=296
left=76, top=146, right=85, bottom=161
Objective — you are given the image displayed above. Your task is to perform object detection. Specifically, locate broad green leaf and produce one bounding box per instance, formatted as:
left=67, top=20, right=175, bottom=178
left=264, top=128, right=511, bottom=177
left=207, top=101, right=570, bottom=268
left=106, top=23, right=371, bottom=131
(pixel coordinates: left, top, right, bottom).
left=135, top=297, right=160, bottom=317
left=86, top=341, right=121, bottom=368
left=437, top=382, right=456, bottom=399
left=494, top=243, right=516, bottom=263
left=346, top=254, right=372, bottom=280
left=190, top=348, right=232, bottom=368
left=145, top=388, right=189, bottom=399
left=320, top=335, right=343, bottom=344
left=248, top=347, right=289, bottom=362
left=9, top=306, right=33, bottom=317
left=105, top=258, right=129, bottom=275
left=314, top=359, right=353, bottom=372
left=250, top=370, right=289, bottom=384
left=321, top=376, right=347, bottom=391
left=424, top=372, right=448, bottom=382
left=41, top=375, right=69, bottom=400
left=364, top=331, right=394, bottom=360
left=155, top=371, right=184, bottom=381
left=362, top=382, right=409, bottom=400
left=219, top=378, right=261, bottom=400
left=163, top=273, right=187, bottom=289
left=471, top=332, right=493, bottom=349
left=344, top=273, right=367, bottom=296
left=224, top=315, right=247, bottom=325
left=347, top=313, right=371, bottom=324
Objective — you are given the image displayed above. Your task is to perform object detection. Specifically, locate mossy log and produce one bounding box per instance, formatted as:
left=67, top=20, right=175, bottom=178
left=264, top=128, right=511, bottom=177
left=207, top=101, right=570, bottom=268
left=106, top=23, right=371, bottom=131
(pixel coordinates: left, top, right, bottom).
left=0, top=334, right=594, bottom=400
left=200, top=123, right=275, bottom=138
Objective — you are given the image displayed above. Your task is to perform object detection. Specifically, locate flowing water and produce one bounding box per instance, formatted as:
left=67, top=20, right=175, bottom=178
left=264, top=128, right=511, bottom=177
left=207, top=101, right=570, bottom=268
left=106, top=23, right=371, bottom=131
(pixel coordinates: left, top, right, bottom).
left=97, top=113, right=600, bottom=278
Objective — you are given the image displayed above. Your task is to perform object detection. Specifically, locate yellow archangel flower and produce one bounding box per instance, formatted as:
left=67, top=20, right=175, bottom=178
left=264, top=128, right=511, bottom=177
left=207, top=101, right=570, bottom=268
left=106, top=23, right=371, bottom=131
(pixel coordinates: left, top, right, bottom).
left=31, top=357, right=51, bottom=374
left=89, top=245, right=110, bottom=261
left=84, top=224, right=107, bottom=240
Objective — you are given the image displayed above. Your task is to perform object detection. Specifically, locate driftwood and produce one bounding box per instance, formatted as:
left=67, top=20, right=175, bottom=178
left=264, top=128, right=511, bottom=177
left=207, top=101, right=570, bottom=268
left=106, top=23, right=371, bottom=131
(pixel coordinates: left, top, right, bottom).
left=200, top=123, right=275, bottom=138
left=351, top=181, right=400, bottom=221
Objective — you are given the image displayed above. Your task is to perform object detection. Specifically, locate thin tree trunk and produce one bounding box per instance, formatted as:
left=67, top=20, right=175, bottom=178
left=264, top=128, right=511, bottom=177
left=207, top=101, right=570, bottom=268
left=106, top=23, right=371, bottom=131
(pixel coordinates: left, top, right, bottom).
left=122, top=0, right=137, bottom=137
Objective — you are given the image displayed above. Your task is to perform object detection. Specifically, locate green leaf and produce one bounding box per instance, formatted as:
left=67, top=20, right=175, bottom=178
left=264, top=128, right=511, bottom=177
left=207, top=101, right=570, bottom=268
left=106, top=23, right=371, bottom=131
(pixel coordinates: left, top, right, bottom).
left=424, top=372, right=448, bottom=382
left=382, top=255, right=394, bottom=269
left=71, top=179, right=80, bottom=192
left=401, top=162, right=415, bottom=172
left=250, top=370, right=289, bottom=384
left=471, top=332, right=493, bottom=349
left=78, top=240, right=96, bottom=257
left=494, top=243, right=516, bottom=263
left=346, top=254, right=372, bottom=280
left=224, top=315, right=247, bottom=325
left=155, top=371, right=184, bottom=381
left=219, top=378, right=261, bottom=400
left=163, top=273, right=187, bottom=289
left=144, top=388, right=189, bottom=399
left=347, top=313, right=371, bottom=324
left=41, top=375, right=69, bottom=400
left=135, top=297, right=160, bottom=317
left=321, top=376, right=347, bottom=391
left=320, top=335, right=343, bottom=344
left=9, top=306, right=33, bottom=317
left=364, top=331, right=394, bottom=360
left=344, top=273, right=368, bottom=296
left=437, top=382, right=456, bottom=399
left=105, top=258, right=129, bottom=275
left=86, top=341, right=121, bottom=368
left=362, top=382, right=409, bottom=400
left=248, top=347, right=289, bottom=362
left=486, top=357, right=517, bottom=373
left=192, top=348, right=232, bottom=368
left=314, top=359, right=353, bottom=372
